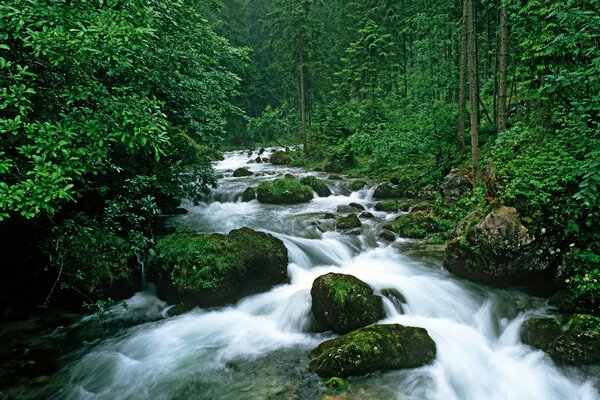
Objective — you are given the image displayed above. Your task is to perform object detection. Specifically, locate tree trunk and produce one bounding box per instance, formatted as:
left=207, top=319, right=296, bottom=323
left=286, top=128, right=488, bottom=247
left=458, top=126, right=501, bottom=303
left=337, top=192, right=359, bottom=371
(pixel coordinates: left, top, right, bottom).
left=497, top=1, right=509, bottom=132
left=299, top=63, right=308, bottom=160
left=467, top=0, right=480, bottom=185
left=457, top=0, right=468, bottom=157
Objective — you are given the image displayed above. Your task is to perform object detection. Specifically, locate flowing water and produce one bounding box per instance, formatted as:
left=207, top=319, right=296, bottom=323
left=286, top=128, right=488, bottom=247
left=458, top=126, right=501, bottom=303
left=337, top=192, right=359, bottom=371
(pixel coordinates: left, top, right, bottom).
left=30, top=149, right=599, bottom=399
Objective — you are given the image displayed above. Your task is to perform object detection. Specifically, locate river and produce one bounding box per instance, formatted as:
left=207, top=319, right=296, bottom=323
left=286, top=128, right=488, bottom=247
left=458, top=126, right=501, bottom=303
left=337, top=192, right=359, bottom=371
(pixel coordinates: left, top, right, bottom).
left=29, top=148, right=599, bottom=399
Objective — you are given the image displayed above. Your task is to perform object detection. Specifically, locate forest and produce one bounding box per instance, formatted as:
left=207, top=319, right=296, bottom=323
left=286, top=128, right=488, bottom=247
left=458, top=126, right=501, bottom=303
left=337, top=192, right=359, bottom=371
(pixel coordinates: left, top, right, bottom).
left=0, top=0, right=598, bottom=398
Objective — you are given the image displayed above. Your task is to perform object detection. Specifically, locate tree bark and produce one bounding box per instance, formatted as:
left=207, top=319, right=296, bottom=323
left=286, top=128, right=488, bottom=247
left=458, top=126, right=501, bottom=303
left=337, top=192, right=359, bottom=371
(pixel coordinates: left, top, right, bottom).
left=497, top=0, right=509, bottom=132
left=299, top=62, right=308, bottom=160
left=467, top=0, right=480, bottom=185
left=457, top=0, right=468, bottom=157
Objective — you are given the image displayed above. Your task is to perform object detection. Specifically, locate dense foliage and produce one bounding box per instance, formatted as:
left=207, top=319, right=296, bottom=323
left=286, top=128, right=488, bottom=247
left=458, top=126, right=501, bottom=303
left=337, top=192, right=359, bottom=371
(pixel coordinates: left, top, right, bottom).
left=0, top=0, right=241, bottom=306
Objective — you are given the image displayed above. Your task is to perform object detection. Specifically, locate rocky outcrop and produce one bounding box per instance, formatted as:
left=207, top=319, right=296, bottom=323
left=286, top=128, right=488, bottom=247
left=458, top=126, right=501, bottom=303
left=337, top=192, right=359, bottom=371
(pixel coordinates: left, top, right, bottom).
left=441, top=169, right=472, bottom=202
left=149, top=227, right=289, bottom=306
left=373, top=184, right=398, bottom=199
left=256, top=178, right=313, bottom=204
left=311, top=273, right=384, bottom=334
left=308, top=324, right=436, bottom=377
left=336, top=214, right=362, bottom=230
left=521, top=314, right=600, bottom=365
left=233, top=167, right=254, bottom=177
left=270, top=151, right=291, bottom=165
left=300, top=176, right=332, bottom=197
left=444, top=206, right=555, bottom=287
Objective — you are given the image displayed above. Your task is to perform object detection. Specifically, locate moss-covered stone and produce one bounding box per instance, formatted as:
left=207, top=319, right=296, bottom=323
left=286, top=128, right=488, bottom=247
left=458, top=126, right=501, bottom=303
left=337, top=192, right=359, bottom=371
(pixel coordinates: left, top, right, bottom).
left=350, top=180, right=367, bottom=191
left=336, top=214, right=361, bottom=230
left=233, top=167, right=254, bottom=177
left=389, top=211, right=452, bottom=239
left=374, top=200, right=412, bottom=212
left=308, top=324, right=437, bottom=377
left=270, top=151, right=291, bottom=165
left=242, top=187, right=256, bottom=202
left=520, top=314, right=600, bottom=365
left=256, top=178, right=314, bottom=204
left=373, top=184, right=399, bottom=199
left=300, top=176, right=332, bottom=197
left=359, top=211, right=374, bottom=219
left=150, top=227, right=289, bottom=306
left=311, top=273, right=384, bottom=334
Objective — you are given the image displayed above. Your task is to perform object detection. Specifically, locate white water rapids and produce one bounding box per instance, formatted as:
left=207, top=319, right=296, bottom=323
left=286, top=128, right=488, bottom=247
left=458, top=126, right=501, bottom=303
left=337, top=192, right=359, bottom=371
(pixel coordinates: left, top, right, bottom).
left=43, top=149, right=598, bottom=399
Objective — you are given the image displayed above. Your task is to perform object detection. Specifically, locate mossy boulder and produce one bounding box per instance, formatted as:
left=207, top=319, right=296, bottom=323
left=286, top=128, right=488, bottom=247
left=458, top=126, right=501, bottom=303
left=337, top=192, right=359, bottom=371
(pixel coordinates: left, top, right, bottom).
left=311, top=273, right=384, bottom=334
left=389, top=211, right=452, bottom=239
left=374, top=200, right=412, bottom=212
left=520, top=314, right=600, bottom=365
left=308, top=324, right=436, bottom=377
left=256, top=178, right=314, bottom=204
left=270, top=151, right=291, bottom=165
left=441, top=169, right=472, bottom=203
left=150, top=227, right=289, bottom=306
left=233, top=167, right=254, bottom=177
left=300, top=176, right=332, bottom=197
left=336, top=214, right=362, bottom=230
left=444, top=206, right=556, bottom=287
left=373, top=184, right=399, bottom=199
left=350, top=180, right=367, bottom=191
left=242, top=187, right=256, bottom=202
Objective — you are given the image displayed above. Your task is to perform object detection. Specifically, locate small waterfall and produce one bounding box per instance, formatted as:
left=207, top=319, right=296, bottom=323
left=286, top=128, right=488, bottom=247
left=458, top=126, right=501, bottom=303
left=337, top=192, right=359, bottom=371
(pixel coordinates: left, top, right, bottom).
left=136, top=251, right=147, bottom=289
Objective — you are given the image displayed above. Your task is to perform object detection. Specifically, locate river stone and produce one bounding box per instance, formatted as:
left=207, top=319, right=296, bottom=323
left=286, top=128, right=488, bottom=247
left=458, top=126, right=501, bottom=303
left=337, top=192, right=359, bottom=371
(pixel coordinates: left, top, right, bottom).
left=310, top=272, right=384, bottom=334
left=308, top=324, right=436, bottom=377
left=336, top=214, right=361, bottom=230
left=233, top=167, right=254, bottom=177
left=242, top=187, right=256, bottom=202
left=270, top=151, right=291, bottom=165
left=441, top=169, right=472, bottom=202
left=255, top=156, right=262, bottom=163
left=379, top=230, right=396, bottom=242
left=374, top=200, right=412, bottom=212
left=373, top=184, right=398, bottom=199
left=444, top=206, right=555, bottom=287
left=359, top=211, right=374, bottom=219
left=350, top=180, right=367, bottom=191
left=300, top=176, right=332, bottom=197
left=417, top=184, right=438, bottom=200
left=521, top=314, right=600, bottom=365
left=150, top=227, right=289, bottom=306
left=256, top=178, right=313, bottom=204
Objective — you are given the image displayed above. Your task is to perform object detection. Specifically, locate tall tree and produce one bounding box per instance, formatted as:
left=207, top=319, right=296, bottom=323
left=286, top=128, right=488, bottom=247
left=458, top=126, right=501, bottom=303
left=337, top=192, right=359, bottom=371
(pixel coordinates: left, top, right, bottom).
left=467, top=0, right=481, bottom=184
left=457, top=0, right=468, bottom=156
left=496, top=0, right=509, bottom=131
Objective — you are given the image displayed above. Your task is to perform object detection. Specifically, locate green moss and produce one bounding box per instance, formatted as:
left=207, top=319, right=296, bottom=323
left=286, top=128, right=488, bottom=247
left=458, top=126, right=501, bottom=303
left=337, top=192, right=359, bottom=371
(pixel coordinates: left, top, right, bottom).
left=336, top=214, right=361, bottom=230
left=324, top=377, right=348, bottom=391
left=350, top=180, right=367, bottom=191
left=300, top=176, right=332, bottom=197
left=390, top=211, right=453, bottom=239
left=256, top=178, right=313, bottom=204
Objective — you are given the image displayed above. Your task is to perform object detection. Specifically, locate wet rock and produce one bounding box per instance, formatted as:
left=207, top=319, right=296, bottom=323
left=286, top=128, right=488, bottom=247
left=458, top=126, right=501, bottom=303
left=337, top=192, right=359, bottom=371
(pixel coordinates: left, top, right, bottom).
left=349, top=202, right=365, bottom=211
left=311, top=273, right=384, bottom=334
left=308, top=324, right=436, bottom=377
left=149, top=227, right=289, bottom=306
left=165, top=303, right=196, bottom=317
left=270, top=151, right=291, bottom=165
left=256, top=178, right=313, bottom=204
left=336, top=214, right=361, bottom=230
left=258, top=148, right=265, bottom=155
left=328, top=174, right=343, bottom=180
left=389, top=211, right=449, bottom=239
left=359, top=211, right=374, bottom=219
left=300, top=176, right=332, bottom=197
left=322, top=213, right=336, bottom=220
left=379, top=230, right=396, bottom=242
left=233, top=167, right=254, bottom=177
left=521, top=314, right=600, bottom=365
left=255, top=156, right=263, bottom=163
left=380, top=288, right=406, bottom=314
left=247, top=150, right=253, bottom=157
left=374, top=200, right=412, bottom=212
left=247, top=160, right=256, bottom=164
left=350, top=180, right=367, bottom=191
left=242, top=187, right=256, bottom=202
left=444, top=206, right=555, bottom=287
left=336, top=204, right=364, bottom=213
left=373, top=184, right=399, bottom=199
left=262, top=157, right=270, bottom=162
left=441, top=169, right=472, bottom=203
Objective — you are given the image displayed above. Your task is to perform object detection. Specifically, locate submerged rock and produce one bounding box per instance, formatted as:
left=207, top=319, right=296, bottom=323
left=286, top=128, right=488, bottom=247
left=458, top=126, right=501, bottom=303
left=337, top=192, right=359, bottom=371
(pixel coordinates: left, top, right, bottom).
left=311, top=273, right=384, bottom=334
left=233, top=167, right=254, bottom=177
left=444, top=206, right=555, bottom=287
left=300, top=176, right=332, bottom=197
left=242, top=187, right=256, bottom=202
left=270, top=151, right=291, bottom=165
left=256, top=178, right=313, bottom=204
left=521, top=314, right=600, bottom=365
left=359, top=211, right=374, bottom=219
left=336, top=214, right=361, bottom=230
left=308, top=324, right=436, bottom=377
left=149, top=227, right=289, bottom=306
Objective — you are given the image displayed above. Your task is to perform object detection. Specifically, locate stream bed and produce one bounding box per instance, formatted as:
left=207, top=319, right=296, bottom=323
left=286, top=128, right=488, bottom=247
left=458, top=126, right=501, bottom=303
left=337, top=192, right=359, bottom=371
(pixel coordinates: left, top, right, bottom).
left=13, top=148, right=600, bottom=400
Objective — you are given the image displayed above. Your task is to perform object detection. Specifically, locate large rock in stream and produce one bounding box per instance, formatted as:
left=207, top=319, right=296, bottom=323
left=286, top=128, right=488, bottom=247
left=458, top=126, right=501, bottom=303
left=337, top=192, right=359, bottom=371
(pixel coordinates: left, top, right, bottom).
left=300, top=176, right=331, bottom=197
left=520, top=314, right=600, bottom=365
left=308, top=324, right=437, bottom=377
left=311, top=273, right=384, bottom=334
left=149, top=227, right=289, bottom=306
left=256, top=178, right=314, bottom=204
left=444, top=206, right=555, bottom=288
left=269, top=151, right=291, bottom=165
